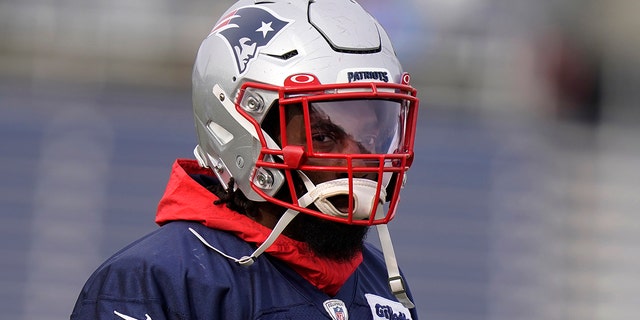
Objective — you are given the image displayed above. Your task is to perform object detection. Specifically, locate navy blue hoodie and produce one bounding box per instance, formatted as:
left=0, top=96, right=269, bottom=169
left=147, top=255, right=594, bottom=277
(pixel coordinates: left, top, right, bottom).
left=71, top=159, right=417, bottom=319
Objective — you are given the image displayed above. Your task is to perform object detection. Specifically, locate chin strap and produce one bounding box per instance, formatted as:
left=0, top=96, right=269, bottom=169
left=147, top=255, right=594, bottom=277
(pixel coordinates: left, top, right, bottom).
left=189, top=208, right=299, bottom=266
left=189, top=178, right=319, bottom=266
left=191, top=219, right=415, bottom=309
left=189, top=170, right=414, bottom=308
left=297, top=171, right=386, bottom=220
left=376, top=223, right=416, bottom=309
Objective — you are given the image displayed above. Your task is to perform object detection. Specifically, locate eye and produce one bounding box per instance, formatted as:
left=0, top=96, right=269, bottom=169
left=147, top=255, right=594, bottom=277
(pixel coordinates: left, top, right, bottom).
left=311, top=132, right=339, bottom=152
left=309, top=119, right=350, bottom=152
left=311, top=126, right=343, bottom=152
left=312, top=133, right=333, bottom=143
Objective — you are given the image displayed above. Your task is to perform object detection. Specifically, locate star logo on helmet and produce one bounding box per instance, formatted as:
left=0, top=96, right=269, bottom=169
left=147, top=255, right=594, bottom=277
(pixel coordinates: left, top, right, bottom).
left=256, top=21, right=274, bottom=38
left=210, top=6, right=292, bottom=75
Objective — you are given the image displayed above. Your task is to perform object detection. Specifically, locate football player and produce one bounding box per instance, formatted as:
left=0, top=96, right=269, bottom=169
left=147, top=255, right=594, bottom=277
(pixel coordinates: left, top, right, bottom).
left=72, top=0, right=420, bottom=319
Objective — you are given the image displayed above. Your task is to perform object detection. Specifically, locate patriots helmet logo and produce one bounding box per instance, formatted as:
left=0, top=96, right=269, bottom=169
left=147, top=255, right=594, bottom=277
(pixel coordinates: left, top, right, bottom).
left=210, top=6, right=292, bottom=75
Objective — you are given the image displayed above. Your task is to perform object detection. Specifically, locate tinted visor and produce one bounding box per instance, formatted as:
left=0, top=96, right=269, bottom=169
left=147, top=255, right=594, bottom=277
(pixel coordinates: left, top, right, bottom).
left=301, top=99, right=405, bottom=155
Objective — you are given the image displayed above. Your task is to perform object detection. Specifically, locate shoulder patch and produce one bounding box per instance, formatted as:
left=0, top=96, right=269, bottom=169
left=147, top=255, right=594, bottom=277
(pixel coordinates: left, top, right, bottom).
left=365, top=293, right=413, bottom=320
left=323, top=299, right=349, bottom=320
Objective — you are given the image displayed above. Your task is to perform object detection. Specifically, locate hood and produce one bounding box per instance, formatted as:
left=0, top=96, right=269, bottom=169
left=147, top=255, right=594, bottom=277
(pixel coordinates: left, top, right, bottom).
left=155, top=159, right=362, bottom=295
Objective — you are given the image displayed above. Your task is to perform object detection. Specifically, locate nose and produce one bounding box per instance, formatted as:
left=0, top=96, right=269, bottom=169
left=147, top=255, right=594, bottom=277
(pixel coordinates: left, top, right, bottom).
left=341, top=136, right=371, bottom=155
left=337, top=139, right=379, bottom=180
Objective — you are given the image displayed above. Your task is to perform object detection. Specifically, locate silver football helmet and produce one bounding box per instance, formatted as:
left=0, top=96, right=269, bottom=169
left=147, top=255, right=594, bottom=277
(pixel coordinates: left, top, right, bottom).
left=192, top=0, right=418, bottom=307
left=193, top=0, right=418, bottom=224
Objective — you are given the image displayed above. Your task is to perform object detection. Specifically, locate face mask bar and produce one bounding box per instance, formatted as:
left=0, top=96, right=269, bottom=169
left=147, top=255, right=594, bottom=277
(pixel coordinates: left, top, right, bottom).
left=236, top=77, right=418, bottom=226
left=294, top=99, right=404, bottom=155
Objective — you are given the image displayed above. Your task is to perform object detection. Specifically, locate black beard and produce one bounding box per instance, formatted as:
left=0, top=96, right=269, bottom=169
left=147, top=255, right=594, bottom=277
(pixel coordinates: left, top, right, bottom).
left=261, top=169, right=369, bottom=262
left=284, top=212, right=369, bottom=262
left=201, top=174, right=369, bottom=261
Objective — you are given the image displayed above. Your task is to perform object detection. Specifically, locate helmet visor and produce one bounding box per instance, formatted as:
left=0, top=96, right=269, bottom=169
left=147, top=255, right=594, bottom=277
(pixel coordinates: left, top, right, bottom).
left=296, top=99, right=405, bottom=155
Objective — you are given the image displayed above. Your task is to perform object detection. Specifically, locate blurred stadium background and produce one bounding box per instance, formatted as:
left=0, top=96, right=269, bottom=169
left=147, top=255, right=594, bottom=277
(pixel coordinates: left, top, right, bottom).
left=1, top=0, right=639, bottom=319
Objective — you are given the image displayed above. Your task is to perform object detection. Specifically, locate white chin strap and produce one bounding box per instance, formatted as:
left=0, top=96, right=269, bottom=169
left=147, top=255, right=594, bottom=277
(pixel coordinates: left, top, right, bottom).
left=297, top=172, right=386, bottom=220
left=189, top=171, right=414, bottom=308
left=376, top=223, right=416, bottom=309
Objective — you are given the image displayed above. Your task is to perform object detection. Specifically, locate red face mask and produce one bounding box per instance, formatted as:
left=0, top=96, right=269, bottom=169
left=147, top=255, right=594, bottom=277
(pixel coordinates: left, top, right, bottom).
left=236, top=73, right=419, bottom=226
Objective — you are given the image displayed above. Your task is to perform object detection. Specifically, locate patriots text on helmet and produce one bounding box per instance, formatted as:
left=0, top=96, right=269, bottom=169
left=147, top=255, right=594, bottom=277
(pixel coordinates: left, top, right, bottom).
left=347, top=71, right=389, bottom=83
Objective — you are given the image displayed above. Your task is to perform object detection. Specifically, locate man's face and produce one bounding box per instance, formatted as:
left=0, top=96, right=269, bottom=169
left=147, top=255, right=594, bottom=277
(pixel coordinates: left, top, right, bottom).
left=273, top=100, right=402, bottom=261
left=284, top=102, right=381, bottom=212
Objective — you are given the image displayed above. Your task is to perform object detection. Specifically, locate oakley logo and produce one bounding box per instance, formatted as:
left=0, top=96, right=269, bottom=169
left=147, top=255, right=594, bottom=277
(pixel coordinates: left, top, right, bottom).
left=210, top=6, right=292, bottom=74
left=347, top=71, right=389, bottom=83
left=288, top=74, right=316, bottom=84
left=284, top=73, right=321, bottom=86
left=401, top=72, right=411, bottom=85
